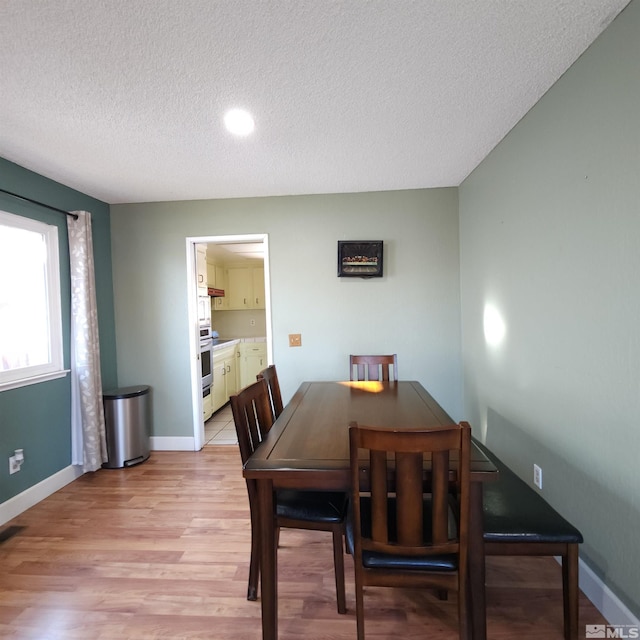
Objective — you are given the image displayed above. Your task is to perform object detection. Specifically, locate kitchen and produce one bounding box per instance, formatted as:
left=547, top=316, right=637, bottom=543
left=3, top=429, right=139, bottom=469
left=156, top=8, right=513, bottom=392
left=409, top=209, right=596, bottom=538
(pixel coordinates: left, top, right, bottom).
left=196, top=240, right=268, bottom=438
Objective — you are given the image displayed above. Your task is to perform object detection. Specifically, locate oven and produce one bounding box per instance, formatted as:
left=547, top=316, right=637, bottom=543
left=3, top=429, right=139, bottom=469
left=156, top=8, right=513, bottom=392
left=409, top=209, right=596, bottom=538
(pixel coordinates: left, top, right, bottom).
left=200, top=325, right=213, bottom=389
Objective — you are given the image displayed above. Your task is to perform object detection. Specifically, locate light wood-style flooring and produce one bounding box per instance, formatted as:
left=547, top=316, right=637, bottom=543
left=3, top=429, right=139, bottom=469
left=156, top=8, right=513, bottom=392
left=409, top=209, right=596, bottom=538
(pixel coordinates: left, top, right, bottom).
left=0, top=447, right=606, bottom=639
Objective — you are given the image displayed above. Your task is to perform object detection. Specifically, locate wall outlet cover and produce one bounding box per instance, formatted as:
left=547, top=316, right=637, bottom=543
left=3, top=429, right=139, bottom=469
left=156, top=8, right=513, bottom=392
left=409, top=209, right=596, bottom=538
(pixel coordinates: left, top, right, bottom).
left=289, top=334, right=302, bottom=347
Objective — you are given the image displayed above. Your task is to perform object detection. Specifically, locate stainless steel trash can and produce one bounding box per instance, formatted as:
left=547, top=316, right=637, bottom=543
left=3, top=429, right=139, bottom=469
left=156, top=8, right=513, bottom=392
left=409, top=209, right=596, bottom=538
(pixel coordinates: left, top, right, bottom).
left=102, top=385, right=151, bottom=468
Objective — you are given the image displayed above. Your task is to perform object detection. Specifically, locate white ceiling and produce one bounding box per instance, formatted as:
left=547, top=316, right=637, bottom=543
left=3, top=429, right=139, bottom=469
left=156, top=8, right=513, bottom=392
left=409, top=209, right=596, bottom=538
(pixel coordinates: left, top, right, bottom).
left=0, top=1, right=630, bottom=205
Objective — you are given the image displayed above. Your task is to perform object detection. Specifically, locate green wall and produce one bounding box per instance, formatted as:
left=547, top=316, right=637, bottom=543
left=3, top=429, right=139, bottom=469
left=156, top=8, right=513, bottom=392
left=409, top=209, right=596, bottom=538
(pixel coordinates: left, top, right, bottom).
left=0, top=158, right=116, bottom=503
left=110, top=189, right=461, bottom=438
left=459, top=0, right=639, bottom=619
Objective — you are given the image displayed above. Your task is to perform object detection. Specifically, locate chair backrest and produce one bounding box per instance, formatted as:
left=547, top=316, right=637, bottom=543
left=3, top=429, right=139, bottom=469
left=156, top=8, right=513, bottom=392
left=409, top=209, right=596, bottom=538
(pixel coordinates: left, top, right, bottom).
left=348, top=422, right=470, bottom=559
left=229, top=379, right=274, bottom=465
left=256, top=364, right=284, bottom=420
left=349, top=354, right=398, bottom=381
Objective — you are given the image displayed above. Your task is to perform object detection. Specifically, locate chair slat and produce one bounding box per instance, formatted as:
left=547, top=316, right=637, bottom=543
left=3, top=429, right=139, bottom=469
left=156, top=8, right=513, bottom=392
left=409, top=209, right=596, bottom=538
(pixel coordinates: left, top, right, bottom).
left=431, top=450, right=450, bottom=545
left=370, top=450, right=388, bottom=544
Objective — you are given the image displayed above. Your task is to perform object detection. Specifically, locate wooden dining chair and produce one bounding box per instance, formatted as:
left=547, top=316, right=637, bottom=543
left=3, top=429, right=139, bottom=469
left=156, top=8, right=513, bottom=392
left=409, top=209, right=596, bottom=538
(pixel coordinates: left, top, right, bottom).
left=349, top=354, right=398, bottom=381
left=256, top=364, right=284, bottom=421
left=230, top=379, right=347, bottom=613
left=347, top=421, right=471, bottom=640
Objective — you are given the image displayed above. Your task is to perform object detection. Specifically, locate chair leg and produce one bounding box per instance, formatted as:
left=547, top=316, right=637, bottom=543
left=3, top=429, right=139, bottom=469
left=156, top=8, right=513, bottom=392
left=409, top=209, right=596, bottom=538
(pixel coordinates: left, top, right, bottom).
left=563, top=544, right=579, bottom=640
left=354, top=570, right=365, bottom=640
left=247, top=505, right=260, bottom=601
left=458, top=571, right=471, bottom=640
left=332, top=525, right=347, bottom=614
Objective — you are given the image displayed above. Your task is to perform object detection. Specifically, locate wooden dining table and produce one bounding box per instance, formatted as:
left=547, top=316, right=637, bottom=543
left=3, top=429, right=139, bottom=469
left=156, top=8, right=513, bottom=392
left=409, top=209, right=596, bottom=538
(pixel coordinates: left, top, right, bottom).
left=243, top=380, right=498, bottom=640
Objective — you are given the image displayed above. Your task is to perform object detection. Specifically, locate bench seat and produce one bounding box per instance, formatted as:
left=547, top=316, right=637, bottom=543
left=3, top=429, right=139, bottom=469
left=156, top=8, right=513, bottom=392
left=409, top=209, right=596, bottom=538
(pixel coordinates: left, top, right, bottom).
left=475, top=438, right=583, bottom=640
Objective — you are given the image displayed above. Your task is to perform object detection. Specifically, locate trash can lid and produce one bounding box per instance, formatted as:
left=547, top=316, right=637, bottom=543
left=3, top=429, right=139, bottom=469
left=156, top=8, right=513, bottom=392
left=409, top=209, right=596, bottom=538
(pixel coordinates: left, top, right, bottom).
left=103, top=385, right=150, bottom=399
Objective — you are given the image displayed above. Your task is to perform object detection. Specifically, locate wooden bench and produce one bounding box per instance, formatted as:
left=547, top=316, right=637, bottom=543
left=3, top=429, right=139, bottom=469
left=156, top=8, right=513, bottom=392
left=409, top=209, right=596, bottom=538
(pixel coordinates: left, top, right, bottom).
left=475, top=438, right=583, bottom=640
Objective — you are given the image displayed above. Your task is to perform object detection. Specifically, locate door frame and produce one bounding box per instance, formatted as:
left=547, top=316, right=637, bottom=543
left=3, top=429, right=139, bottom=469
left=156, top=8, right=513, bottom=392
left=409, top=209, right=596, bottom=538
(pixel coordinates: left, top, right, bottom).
left=186, top=233, right=272, bottom=450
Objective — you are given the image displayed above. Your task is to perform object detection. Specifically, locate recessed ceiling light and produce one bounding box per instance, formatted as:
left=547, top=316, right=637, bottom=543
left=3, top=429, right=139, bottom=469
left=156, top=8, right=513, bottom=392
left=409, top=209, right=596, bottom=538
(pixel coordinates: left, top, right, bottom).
left=224, top=108, right=255, bottom=136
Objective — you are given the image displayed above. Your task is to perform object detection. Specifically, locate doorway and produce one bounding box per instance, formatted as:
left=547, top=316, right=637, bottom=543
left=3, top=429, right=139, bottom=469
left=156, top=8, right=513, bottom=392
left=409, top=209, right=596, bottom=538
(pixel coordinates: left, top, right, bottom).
left=187, top=233, right=272, bottom=450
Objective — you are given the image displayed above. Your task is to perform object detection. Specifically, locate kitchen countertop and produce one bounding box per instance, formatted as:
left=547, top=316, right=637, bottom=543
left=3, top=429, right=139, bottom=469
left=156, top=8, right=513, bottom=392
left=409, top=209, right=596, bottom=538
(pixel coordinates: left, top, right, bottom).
left=211, top=338, right=239, bottom=351
left=211, top=337, right=266, bottom=352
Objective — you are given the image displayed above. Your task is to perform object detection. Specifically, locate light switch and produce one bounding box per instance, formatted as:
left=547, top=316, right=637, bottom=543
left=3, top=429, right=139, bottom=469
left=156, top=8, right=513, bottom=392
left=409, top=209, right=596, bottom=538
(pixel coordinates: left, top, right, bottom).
left=289, top=333, right=302, bottom=347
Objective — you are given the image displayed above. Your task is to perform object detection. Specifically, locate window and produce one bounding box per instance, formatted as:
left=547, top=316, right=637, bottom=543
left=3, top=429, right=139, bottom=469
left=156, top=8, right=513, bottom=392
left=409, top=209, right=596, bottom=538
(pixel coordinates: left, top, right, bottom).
left=0, top=210, right=65, bottom=391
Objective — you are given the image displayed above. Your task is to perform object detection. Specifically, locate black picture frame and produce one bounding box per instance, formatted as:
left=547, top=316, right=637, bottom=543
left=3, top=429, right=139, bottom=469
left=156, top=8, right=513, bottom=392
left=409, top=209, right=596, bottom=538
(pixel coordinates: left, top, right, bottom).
left=337, top=241, right=383, bottom=278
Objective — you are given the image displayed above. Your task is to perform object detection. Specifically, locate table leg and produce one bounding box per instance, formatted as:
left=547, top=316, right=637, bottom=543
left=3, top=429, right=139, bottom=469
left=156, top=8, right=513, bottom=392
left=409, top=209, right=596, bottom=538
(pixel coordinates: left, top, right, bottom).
left=468, top=481, right=487, bottom=640
left=257, top=479, right=277, bottom=640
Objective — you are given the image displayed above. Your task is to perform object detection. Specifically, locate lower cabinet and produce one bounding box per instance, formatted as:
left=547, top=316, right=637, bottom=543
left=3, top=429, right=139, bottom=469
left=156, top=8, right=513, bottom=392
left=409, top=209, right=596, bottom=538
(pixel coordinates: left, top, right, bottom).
left=210, top=341, right=267, bottom=413
left=212, top=344, right=240, bottom=413
left=239, top=342, right=267, bottom=388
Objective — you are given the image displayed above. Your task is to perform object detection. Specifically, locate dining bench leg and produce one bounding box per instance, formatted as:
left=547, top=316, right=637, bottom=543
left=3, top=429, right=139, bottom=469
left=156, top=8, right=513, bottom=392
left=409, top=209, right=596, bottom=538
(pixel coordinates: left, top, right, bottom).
left=468, top=481, right=487, bottom=640
left=258, top=479, right=278, bottom=640
left=564, top=543, right=579, bottom=640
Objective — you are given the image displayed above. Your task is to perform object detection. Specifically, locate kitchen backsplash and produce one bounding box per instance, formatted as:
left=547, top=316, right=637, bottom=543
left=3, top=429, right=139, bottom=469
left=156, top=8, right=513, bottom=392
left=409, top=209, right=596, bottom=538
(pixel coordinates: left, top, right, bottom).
left=211, top=308, right=267, bottom=339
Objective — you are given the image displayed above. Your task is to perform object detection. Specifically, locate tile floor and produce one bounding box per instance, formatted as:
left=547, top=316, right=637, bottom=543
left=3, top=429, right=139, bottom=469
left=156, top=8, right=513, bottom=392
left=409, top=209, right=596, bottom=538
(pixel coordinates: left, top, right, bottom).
left=204, top=403, right=238, bottom=445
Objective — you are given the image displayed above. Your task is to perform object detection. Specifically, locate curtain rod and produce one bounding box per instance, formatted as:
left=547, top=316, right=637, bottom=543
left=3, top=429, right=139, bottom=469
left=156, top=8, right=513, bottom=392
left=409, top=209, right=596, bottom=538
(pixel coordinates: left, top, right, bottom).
left=0, top=188, right=79, bottom=221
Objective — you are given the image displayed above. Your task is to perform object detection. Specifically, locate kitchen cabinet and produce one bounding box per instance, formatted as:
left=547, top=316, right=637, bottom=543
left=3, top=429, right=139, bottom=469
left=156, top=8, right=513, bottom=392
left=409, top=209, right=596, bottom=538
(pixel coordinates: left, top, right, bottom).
left=252, top=267, right=265, bottom=309
left=206, top=260, right=228, bottom=311
left=239, top=341, right=267, bottom=388
left=213, top=265, right=227, bottom=310
left=212, top=344, right=240, bottom=413
left=225, top=266, right=265, bottom=310
left=196, top=244, right=208, bottom=295
left=207, top=261, right=216, bottom=288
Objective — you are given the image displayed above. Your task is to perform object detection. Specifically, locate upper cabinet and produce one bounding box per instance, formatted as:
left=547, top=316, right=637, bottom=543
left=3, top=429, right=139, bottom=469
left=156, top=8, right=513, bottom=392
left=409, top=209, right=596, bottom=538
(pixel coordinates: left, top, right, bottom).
left=207, top=260, right=227, bottom=310
left=213, top=265, right=227, bottom=310
left=252, top=267, right=265, bottom=309
left=226, top=266, right=265, bottom=310
left=196, top=244, right=208, bottom=295
left=206, top=260, right=216, bottom=289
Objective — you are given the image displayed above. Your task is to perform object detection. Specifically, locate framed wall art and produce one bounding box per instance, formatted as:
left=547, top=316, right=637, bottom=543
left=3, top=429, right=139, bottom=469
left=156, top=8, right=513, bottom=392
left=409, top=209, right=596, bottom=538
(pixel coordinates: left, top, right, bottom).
left=337, top=240, right=383, bottom=278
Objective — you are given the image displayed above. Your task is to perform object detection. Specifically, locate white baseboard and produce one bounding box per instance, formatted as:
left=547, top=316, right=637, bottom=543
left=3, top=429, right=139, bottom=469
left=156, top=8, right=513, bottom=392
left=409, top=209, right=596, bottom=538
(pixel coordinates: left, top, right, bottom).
left=149, top=436, right=196, bottom=451
left=577, top=556, right=639, bottom=627
left=0, top=464, right=84, bottom=526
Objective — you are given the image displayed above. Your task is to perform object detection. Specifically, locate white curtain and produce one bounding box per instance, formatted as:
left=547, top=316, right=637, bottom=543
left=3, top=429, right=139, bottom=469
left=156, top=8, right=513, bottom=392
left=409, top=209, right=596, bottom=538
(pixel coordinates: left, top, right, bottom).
left=67, top=210, right=107, bottom=472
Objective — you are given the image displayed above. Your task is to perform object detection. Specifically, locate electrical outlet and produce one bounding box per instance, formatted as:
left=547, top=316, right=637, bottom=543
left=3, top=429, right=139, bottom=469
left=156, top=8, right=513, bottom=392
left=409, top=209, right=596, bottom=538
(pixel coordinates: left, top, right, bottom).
left=9, top=456, right=20, bottom=475
left=533, top=464, right=542, bottom=489
left=288, top=333, right=302, bottom=347
left=249, top=318, right=256, bottom=326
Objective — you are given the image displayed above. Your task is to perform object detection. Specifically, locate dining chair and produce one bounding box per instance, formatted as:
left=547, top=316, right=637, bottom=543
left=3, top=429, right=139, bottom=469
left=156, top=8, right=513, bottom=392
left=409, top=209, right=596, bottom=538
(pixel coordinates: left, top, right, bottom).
left=347, top=421, right=471, bottom=640
left=256, top=364, right=284, bottom=421
left=349, top=354, right=398, bottom=381
left=230, top=379, right=347, bottom=613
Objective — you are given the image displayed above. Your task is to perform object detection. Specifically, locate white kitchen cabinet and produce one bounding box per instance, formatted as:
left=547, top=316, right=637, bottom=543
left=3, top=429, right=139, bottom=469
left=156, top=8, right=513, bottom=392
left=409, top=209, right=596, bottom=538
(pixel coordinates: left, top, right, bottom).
left=225, top=266, right=265, bottom=310
left=225, top=353, right=238, bottom=397
left=211, top=358, right=227, bottom=413
left=225, top=267, right=251, bottom=309
left=252, top=267, right=265, bottom=309
left=207, top=261, right=216, bottom=288
left=213, top=265, right=227, bottom=310
left=211, top=344, right=241, bottom=413
left=196, top=244, right=208, bottom=295
left=240, top=342, right=267, bottom=388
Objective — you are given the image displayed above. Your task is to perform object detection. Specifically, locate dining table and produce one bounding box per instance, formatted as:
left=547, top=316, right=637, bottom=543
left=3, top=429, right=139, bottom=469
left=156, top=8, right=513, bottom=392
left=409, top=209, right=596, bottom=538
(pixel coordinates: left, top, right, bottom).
left=243, top=380, right=498, bottom=640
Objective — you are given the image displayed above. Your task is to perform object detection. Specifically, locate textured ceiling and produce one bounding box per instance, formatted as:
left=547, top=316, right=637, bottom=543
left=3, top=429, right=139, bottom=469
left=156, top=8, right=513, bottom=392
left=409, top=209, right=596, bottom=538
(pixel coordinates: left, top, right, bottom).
left=0, top=1, right=630, bottom=205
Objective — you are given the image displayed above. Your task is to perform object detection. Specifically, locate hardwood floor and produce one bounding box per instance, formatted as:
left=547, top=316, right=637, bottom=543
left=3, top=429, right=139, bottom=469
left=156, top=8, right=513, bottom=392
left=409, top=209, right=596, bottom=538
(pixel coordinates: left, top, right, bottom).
left=0, top=447, right=606, bottom=639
